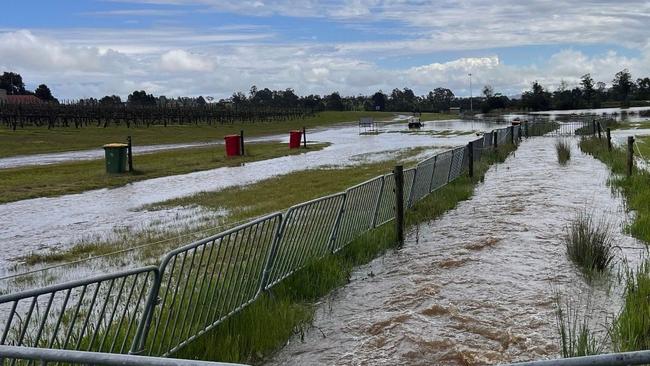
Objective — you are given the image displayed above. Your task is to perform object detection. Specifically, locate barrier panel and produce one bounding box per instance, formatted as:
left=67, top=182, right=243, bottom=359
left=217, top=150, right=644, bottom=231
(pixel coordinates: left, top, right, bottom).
left=146, top=214, right=282, bottom=356
left=263, top=193, right=346, bottom=289
left=333, top=177, right=384, bottom=253
left=0, top=267, right=159, bottom=355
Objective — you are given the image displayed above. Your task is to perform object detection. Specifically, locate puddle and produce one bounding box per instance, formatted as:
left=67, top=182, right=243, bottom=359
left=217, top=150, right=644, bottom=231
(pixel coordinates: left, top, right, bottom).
left=264, top=136, right=646, bottom=365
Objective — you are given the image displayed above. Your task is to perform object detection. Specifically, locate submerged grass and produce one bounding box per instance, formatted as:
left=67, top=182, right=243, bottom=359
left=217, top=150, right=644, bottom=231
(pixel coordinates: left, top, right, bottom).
left=554, top=294, right=605, bottom=358
left=0, top=142, right=328, bottom=204
left=563, top=210, right=616, bottom=275
left=17, top=147, right=431, bottom=267
left=555, top=139, right=571, bottom=165
left=172, top=143, right=517, bottom=364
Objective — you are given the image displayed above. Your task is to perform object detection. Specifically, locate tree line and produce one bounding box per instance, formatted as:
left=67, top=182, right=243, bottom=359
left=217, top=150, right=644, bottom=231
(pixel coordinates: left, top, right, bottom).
left=2, top=69, right=650, bottom=114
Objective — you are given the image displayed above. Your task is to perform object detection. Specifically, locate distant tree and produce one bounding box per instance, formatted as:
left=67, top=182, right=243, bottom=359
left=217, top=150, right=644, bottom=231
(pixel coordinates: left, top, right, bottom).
left=99, top=95, right=122, bottom=106
left=371, top=91, right=387, bottom=111
left=324, top=92, right=344, bottom=110
left=34, top=84, right=57, bottom=102
left=521, top=81, right=552, bottom=111
left=612, top=69, right=634, bottom=105
left=636, top=77, right=650, bottom=100
left=482, top=85, right=495, bottom=98
left=196, top=96, right=207, bottom=106
left=127, top=90, right=156, bottom=106
left=580, top=74, right=595, bottom=107
left=429, top=87, right=454, bottom=112
left=0, top=72, right=27, bottom=95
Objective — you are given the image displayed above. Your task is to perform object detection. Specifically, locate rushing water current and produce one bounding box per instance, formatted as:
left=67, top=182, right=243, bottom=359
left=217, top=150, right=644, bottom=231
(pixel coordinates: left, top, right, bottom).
left=265, top=136, right=646, bottom=365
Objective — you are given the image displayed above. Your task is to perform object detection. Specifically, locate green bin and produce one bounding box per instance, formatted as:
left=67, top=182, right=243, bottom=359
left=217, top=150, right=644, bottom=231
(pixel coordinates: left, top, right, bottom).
left=103, top=143, right=128, bottom=173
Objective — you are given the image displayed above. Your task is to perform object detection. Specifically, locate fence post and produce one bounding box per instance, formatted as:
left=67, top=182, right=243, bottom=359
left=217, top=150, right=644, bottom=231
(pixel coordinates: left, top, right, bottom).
left=394, top=165, right=404, bottom=245
left=468, top=141, right=474, bottom=178
left=302, top=126, right=307, bottom=148
left=509, top=125, right=514, bottom=145
left=607, top=128, right=612, bottom=152
left=493, top=130, right=498, bottom=150
left=597, top=121, right=602, bottom=139
left=127, top=135, right=134, bottom=172
left=240, top=130, right=245, bottom=156
left=627, top=136, right=634, bottom=177
left=592, top=119, right=596, bottom=135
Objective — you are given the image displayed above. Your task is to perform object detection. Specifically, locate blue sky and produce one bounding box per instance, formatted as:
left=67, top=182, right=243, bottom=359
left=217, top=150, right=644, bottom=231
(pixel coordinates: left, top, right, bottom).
left=1, top=0, right=649, bottom=99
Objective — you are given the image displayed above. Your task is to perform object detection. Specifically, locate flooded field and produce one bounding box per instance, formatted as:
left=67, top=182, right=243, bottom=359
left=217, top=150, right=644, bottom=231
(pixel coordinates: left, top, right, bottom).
left=0, top=119, right=507, bottom=273
left=265, top=136, right=645, bottom=365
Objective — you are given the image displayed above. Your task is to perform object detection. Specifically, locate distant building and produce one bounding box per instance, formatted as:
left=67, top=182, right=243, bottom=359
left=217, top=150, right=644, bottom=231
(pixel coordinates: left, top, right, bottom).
left=4, top=95, right=43, bottom=105
left=449, top=107, right=461, bottom=114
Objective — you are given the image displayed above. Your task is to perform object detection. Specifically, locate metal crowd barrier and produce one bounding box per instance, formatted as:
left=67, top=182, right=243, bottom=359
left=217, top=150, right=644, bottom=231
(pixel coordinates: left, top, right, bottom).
left=0, top=125, right=522, bottom=362
left=0, top=344, right=247, bottom=365
left=503, top=349, right=650, bottom=366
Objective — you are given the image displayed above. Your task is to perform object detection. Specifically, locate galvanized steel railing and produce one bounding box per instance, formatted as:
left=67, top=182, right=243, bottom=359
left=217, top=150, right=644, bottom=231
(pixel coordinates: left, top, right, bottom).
left=503, top=350, right=650, bottom=366
left=0, top=125, right=523, bottom=362
left=0, top=344, right=246, bottom=365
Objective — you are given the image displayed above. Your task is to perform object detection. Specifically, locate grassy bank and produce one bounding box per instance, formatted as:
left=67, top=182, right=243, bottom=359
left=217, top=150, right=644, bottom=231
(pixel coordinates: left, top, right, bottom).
left=579, top=136, right=650, bottom=353
left=0, top=111, right=456, bottom=158
left=172, top=143, right=517, bottom=364
left=0, top=142, right=328, bottom=204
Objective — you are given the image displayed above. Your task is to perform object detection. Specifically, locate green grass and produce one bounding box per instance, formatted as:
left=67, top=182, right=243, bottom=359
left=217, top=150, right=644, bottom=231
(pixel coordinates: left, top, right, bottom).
left=0, top=142, right=329, bottom=204
left=612, top=262, right=650, bottom=352
left=563, top=210, right=615, bottom=275
left=579, top=136, right=650, bottom=353
left=0, top=111, right=456, bottom=158
left=556, top=139, right=571, bottom=165
left=171, top=143, right=517, bottom=364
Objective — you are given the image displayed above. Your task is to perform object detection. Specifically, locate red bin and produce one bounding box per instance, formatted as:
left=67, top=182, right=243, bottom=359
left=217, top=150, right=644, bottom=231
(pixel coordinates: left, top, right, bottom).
left=224, top=134, right=241, bottom=156
left=289, top=130, right=302, bottom=149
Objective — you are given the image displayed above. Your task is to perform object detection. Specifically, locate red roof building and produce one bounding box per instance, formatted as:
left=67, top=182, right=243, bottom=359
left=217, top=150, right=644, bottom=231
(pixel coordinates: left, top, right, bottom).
left=4, top=95, right=44, bottom=105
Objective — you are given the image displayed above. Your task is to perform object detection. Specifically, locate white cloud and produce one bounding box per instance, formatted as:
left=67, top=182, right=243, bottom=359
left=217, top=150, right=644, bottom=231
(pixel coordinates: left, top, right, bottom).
left=159, top=49, right=214, bottom=72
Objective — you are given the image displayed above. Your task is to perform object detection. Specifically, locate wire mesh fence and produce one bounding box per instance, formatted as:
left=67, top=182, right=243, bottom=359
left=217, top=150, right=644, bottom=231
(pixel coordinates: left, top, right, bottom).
left=0, top=124, right=535, bottom=362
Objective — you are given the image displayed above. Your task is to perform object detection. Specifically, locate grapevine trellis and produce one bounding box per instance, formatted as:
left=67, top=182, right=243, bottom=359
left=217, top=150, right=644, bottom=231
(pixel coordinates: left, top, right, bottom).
left=0, top=103, right=313, bottom=130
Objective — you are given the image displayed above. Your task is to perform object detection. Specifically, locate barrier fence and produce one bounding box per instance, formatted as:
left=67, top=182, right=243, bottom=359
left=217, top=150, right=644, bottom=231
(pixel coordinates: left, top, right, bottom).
left=0, top=123, right=530, bottom=364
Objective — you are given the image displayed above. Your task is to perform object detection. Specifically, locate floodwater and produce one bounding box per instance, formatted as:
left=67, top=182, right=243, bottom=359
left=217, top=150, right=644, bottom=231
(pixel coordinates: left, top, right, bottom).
left=530, top=106, right=650, bottom=123
left=265, top=136, right=646, bottom=365
left=0, top=119, right=507, bottom=272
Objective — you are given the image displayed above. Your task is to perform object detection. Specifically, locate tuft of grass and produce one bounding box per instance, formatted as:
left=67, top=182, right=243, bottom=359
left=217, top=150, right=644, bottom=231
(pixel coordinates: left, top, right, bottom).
left=555, top=294, right=605, bottom=358
left=555, top=139, right=571, bottom=165
left=564, top=210, right=616, bottom=274
left=612, top=261, right=650, bottom=352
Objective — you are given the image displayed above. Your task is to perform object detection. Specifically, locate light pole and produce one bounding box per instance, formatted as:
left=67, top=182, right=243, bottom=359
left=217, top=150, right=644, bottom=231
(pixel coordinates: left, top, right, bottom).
left=468, top=73, right=473, bottom=114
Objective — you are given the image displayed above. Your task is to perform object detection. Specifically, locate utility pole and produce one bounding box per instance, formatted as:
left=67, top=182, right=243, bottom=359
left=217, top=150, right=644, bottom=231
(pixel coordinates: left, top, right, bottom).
left=468, top=73, right=473, bottom=114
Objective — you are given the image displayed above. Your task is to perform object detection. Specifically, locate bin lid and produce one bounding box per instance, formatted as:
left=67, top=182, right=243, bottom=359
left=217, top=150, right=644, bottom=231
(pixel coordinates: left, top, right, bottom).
left=224, top=134, right=240, bottom=138
left=103, top=143, right=128, bottom=148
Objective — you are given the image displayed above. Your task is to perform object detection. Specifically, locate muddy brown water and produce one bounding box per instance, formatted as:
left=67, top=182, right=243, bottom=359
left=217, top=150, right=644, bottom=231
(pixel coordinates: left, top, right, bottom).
left=265, top=137, right=646, bottom=365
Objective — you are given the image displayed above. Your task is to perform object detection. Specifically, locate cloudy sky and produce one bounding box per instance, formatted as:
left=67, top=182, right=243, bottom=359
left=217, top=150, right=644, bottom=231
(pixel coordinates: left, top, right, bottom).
left=2, top=0, right=650, bottom=99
